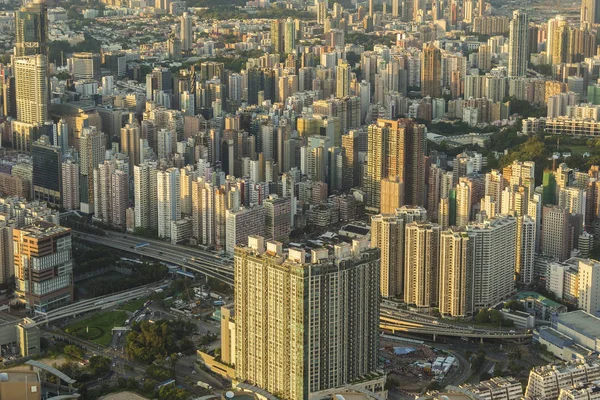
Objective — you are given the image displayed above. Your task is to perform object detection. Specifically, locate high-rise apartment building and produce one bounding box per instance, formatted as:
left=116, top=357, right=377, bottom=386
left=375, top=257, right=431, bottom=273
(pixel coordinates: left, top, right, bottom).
left=234, top=236, right=381, bottom=400
left=371, top=214, right=405, bottom=298
left=111, top=170, right=129, bottom=228
left=79, top=126, right=106, bottom=214
left=157, top=168, right=180, bottom=239
left=32, top=136, right=61, bottom=207
left=366, top=119, right=426, bottom=210
left=264, top=195, right=291, bottom=242
left=577, top=259, right=600, bottom=315
left=180, top=12, right=193, bottom=53
left=134, top=162, right=158, bottom=231
left=542, top=206, right=571, bottom=262
left=439, top=229, right=474, bottom=318
left=0, top=222, right=13, bottom=286
left=61, top=159, right=79, bottom=211
left=14, top=55, right=47, bottom=125
left=516, top=216, right=536, bottom=284
left=581, top=0, right=600, bottom=27
left=508, top=10, right=529, bottom=77
left=225, top=206, right=266, bottom=254
left=13, top=222, right=73, bottom=312
left=421, top=42, right=442, bottom=98
left=120, top=121, right=141, bottom=172
left=404, top=222, right=441, bottom=309
left=467, top=216, right=517, bottom=308
left=68, top=52, right=101, bottom=80
left=336, top=61, right=351, bottom=98
left=15, top=0, right=48, bottom=57
left=284, top=17, right=295, bottom=54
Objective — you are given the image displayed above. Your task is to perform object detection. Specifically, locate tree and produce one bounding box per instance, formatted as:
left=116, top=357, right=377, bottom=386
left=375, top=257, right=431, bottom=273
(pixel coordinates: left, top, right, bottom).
left=504, top=300, right=525, bottom=312
left=64, top=345, right=84, bottom=360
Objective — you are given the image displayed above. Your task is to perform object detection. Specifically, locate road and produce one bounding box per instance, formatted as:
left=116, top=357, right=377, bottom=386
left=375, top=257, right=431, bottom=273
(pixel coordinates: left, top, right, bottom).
left=73, top=231, right=234, bottom=285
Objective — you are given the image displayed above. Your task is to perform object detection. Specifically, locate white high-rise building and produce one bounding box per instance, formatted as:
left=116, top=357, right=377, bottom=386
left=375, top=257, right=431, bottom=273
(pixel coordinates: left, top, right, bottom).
left=507, top=10, right=528, bottom=77
left=228, top=73, right=242, bottom=103
left=467, top=215, right=517, bottom=308
left=79, top=126, right=106, bottom=214
left=225, top=206, right=266, bottom=254
left=134, top=162, right=158, bottom=230
left=14, top=54, right=48, bottom=125
left=157, top=167, right=180, bottom=239
left=578, top=259, right=600, bottom=315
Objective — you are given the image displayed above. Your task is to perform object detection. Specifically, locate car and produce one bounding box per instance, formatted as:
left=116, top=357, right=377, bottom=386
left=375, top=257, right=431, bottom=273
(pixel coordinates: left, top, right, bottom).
left=509, top=330, right=516, bottom=333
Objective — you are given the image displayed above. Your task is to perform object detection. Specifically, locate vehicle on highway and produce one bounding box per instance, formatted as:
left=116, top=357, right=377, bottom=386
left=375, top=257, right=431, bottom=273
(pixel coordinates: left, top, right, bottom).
left=197, top=380, right=213, bottom=389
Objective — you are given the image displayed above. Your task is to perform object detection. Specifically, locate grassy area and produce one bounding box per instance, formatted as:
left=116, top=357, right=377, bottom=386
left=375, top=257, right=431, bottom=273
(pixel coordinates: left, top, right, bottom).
left=64, top=311, right=128, bottom=347
left=119, top=298, right=146, bottom=313
left=565, top=145, right=591, bottom=155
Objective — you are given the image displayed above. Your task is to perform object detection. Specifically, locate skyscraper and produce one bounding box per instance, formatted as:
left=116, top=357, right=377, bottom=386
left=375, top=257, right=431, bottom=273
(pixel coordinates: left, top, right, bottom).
left=32, top=135, right=62, bottom=207
left=79, top=126, right=106, bottom=214
left=467, top=216, right=517, bottom=308
left=234, top=236, right=381, bottom=400
left=421, top=42, right=442, bottom=98
left=120, top=121, right=141, bottom=173
left=581, top=0, right=600, bottom=27
left=264, top=195, right=291, bottom=242
left=439, top=229, right=474, bottom=318
left=62, top=159, right=79, bottom=211
left=271, top=19, right=285, bottom=54
left=371, top=214, right=405, bottom=298
left=134, top=162, right=158, bottom=231
left=15, top=0, right=48, bottom=58
left=541, top=205, right=571, bottom=262
left=577, top=259, right=600, bottom=315
left=157, top=167, right=180, bottom=239
left=180, top=12, right=193, bottom=53
left=284, top=17, right=295, bottom=54
left=14, top=54, right=47, bottom=125
left=336, top=61, right=351, bottom=98
left=404, top=222, right=441, bottom=309
left=508, top=10, right=529, bottom=77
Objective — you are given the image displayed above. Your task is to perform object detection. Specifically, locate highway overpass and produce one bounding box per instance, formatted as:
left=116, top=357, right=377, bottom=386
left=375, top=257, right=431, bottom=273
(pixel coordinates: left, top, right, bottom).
left=73, top=232, right=234, bottom=285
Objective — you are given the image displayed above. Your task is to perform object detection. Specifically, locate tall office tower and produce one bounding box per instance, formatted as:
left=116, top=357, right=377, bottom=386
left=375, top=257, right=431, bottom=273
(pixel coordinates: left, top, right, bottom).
left=120, top=121, right=141, bottom=172
left=14, top=55, right=47, bottom=125
left=404, top=222, right=440, bottom=309
left=157, top=167, right=180, bottom=239
left=542, top=205, right=571, bottom=262
left=111, top=170, right=128, bottom=228
left=264, top=195, right=291, bottom=242
left=234, top=237, right=381, bottom=400
left=32, top=135, right=62, bottom=208
left=421, top=42, right=442, bottom=98
left=79, top=126, right=106, bottom=214
left=284, top=18, right=295, bottom=54
left=15, top=0, right=48, bottom=57
left=508, top=10, right=529, bottom=77
left=180, top=91, right=195, bottom=116
left=13, top=222, right=73, bottom=312
left=271, top=19, right=285, bottom=54
left=69, top=52, right=101, bottom=80
left=134, top=162, right=158, bottom=230
left=0, top=222, right=13, bottom=285
left=62, top=159, right=79, bottom=211
left=581, top=0, right=600, bottom=27
left=2, top=74, right=16, bottom=119
left=180, top=12, right=193, bottom=53
left=371, top=214, right=405, bottom=298
left=341, top=130, right=360, bottom=190
left=336, top=61, right=351, bottom=98
left=366, top=119, right=426, bottom=211
left=369, top=0, right=374, bottom=17
left=577, top=259, right=600, bottom=315
left=392, top=0, right=399, bottom=16
left=516, top=216, right=536, bottom=284
left=467, top=216, right=517, bottom=308
left=439, top=229, right=474, bottom=318
left=54, top=119, right=69, bottom=153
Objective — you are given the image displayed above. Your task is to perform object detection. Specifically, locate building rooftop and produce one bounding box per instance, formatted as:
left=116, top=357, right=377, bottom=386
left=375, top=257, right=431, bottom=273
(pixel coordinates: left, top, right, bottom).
left=18, top=221, right=69, bottom=238
left=0, top=371, right=39, bottom=383
left=557, top=310, right=600, bottom=339
left=516, top=291, right=565, bottom=309
left=99, top=392, right=150, bottom=400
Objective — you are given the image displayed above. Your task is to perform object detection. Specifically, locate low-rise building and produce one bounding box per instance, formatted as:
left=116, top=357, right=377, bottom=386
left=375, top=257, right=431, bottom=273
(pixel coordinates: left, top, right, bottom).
left=525, top=362, right=600, bottom=400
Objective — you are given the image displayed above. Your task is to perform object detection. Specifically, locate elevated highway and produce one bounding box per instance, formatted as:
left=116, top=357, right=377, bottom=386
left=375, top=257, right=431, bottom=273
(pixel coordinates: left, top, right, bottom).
left=73, top=232, right=234, bottom=285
